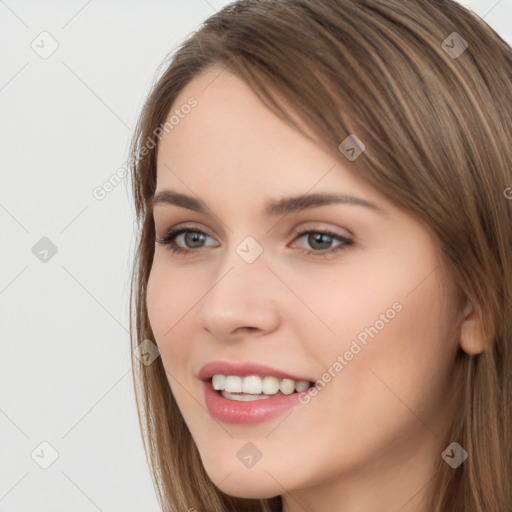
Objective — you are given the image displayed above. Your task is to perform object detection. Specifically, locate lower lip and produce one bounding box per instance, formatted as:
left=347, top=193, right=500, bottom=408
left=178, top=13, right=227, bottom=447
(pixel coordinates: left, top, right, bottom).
left=202, top=380, right=304, bottom=424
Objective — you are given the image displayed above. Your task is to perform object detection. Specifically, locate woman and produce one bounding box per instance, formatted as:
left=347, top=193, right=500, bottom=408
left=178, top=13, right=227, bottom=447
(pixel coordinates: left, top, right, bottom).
left=128, top=1, right=512, bottom=510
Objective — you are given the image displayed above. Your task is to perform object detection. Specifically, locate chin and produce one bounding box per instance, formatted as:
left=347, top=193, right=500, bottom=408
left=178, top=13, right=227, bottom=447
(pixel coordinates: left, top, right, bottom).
left=203, top=461, right=284, bottom=499
left=217, top=479, right=282, bottom=500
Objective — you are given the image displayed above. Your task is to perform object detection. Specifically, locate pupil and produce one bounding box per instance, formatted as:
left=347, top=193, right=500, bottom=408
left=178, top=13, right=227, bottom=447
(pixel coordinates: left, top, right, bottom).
left=185, top=231, right=205, bottom=248
left=309, top=233, right=332, bottom=250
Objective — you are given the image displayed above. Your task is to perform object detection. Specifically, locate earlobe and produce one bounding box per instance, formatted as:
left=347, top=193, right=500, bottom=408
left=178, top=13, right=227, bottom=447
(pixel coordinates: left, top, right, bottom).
left=459, top=299, right=485, bottom=356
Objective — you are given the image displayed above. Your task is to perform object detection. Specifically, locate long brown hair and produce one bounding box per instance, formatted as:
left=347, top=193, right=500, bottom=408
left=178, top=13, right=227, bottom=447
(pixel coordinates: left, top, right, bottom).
left=128, top=1, right=512, bottom=510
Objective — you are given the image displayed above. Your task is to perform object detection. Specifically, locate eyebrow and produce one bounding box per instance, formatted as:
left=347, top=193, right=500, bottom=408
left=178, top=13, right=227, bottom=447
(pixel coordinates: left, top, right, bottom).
left=150, top=190, right=383, bottom=216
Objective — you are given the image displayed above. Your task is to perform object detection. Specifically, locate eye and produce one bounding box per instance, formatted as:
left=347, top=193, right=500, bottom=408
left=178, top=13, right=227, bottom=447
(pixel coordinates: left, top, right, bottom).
left=155, top=226, right=354, bottom=258
left=155, top=227, right=218, bottom=255
left=291, top=229, right=353, bottom=256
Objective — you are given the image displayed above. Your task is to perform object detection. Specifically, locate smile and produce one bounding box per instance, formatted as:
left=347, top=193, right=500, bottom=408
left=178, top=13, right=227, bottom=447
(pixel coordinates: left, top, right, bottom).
left=198, top=361, right=316, bottom=424
left=203, top=376, right=315, bottom=424
left=212, top=374, right=312, bottom=398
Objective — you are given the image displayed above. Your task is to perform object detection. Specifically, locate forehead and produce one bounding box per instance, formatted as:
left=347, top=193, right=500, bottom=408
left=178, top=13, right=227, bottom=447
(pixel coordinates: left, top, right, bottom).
left=157, top=67, right=313, bottom=170
left=154, top=66, right=386, bottom=212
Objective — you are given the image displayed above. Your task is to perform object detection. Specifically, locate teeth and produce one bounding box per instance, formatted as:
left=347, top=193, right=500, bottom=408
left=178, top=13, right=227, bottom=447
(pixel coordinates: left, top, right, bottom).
left=212, top=374, right=225, bottom=390
left=242, top=375, right=262, bottom=394
left=221, top=390, right=273, bottom=401
left=295, top=380, right=310, bottom=392
left=224, top=375, right=243, bottom=393
left=262, top=376, right=279, bottom=394
left=279, top=378, right=295, bottom=395
left=211, top=374, right=311, bottom=395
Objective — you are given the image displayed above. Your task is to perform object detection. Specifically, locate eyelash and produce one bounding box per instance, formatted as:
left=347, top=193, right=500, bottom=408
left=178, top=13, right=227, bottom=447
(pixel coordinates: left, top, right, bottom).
left=155, top=226, right=354, bottom=258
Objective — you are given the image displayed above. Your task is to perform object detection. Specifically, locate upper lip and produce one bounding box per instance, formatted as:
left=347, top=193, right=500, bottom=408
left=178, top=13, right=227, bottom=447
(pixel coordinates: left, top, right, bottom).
left=198, top=360, right=314, bottom=383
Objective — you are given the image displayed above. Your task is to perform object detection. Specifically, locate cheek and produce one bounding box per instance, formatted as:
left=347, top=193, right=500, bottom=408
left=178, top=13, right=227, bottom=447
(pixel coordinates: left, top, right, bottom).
left=146, top=256, right=200, bottom=334
left=268, top=267, right=459, bottom=485
left=276, top=255, right=407, bottom=361
left=286, top=249, right=459, bottom=424
left=310, top=264, right=459, bottom=438
left=288, top=241, right=458, bottom=369
left=145, top=258, right=200, bottom=362
left=146, top=259, right=205, bottom=419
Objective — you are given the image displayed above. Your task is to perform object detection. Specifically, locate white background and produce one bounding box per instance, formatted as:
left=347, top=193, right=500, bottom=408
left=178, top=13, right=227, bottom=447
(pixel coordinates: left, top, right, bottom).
left=0, top=1, right=510, bottom=510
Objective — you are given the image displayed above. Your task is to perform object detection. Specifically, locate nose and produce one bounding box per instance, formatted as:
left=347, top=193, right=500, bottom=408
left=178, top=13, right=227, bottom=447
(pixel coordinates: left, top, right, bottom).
left=198, top=252, right=281, bottom=342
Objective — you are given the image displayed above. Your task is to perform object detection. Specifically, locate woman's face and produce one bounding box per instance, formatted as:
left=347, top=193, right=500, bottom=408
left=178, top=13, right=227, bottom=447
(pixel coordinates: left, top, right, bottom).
left=146, top=66, right=464, bottom=509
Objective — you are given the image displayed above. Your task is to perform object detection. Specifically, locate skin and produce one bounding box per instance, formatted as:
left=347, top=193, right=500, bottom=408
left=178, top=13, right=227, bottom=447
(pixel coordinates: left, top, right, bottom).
left=146, top=65, right=483, bottom=512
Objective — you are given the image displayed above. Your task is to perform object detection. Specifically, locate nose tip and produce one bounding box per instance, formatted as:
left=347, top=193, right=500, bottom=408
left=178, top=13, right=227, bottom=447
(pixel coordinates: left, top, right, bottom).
left=198, top=263, right=281, bottom=341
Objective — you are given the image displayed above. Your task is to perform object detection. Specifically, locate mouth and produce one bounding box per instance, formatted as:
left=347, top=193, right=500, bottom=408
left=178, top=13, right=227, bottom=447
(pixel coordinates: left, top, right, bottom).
left=202, top=376, right=316, bottom=424
left=208, top=374, right=316, bottom=402
left=198, top=361, right=316, bottom=422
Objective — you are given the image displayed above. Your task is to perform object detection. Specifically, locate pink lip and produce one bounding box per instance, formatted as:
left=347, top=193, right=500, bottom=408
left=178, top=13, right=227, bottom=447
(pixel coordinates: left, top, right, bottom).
left=198, top=360, right=314, bottom=424
left=202, top=380, right=306, bottom=424
left=197, top=360, right=313, bottom=382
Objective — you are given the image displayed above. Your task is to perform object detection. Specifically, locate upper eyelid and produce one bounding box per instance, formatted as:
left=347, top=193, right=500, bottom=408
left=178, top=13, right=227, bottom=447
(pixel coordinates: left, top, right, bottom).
left=156, top=222, right=216, bottom=240
left=156, top=224, right=352, bottom=246
left=157, top=223, right=350, bottom=236
left=155, top=218, right=353, bottom=236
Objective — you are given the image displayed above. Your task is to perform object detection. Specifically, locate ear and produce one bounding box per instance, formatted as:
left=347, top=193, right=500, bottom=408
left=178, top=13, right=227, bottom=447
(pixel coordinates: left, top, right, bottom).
left=459, top=299, right=485, bottom=356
